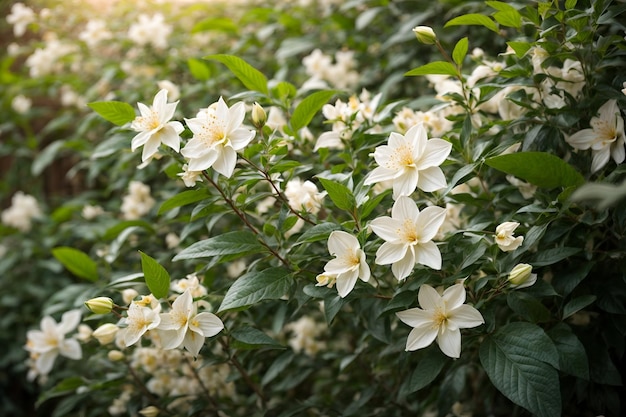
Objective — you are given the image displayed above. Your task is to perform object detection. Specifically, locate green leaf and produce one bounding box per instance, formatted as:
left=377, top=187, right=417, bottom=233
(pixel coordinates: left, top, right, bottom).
left=318, top=177, right=356, bottom=211
left=294, top=222, right=341, bottom=246
left=506, top=41, right=532, bottom=58
left=173, top=231, right=265, bottom=261
left=158, top=189, right=211, bottom=215
left=405, top=61, right=458, bottom=77
left=444, top=14, right=499, bottom=33
left=87, top=101, right=136, bottom=126
left=192, top=17, right=237, bottom=33
left=32, top=140, right=65, bottom=176
left=485, top=152, right=585, bottom=189
left=103, top=220, right=155, bottom=240
left=452, top=37, right=469, bottom=67
left=52, top=247, right=99, bottom=282
left=562, top=295, right=596, bottom=319
left=230, top=326, right=285, bottom=349
left=547, top=323, right=589, bottom=380
left=139, top=251, right=170, bottom=299
left=552, top=262, right=593, bottom=296
left=187, top=58, right=211, bottom=81
left=204, top=54, right=268, bottom=94
left=492, top=10, right=522, bottom=27
left=218, top=267, right=292, bottom=312
left=403, top=348, right=447, bottom=394
left=507, top=291, right=551, bottom=323
left=290, top=90, right=336, bottom=131
left=479, top=322, right=561, bottom=417
left=531, top=247, right=581, bottom=267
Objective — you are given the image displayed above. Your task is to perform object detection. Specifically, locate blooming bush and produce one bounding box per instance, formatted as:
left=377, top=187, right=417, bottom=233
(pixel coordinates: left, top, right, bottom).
left=2, top=0, right=626, bottom=416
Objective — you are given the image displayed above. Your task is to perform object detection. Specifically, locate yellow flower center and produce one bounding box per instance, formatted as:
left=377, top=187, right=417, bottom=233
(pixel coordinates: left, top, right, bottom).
left=386, top=144, right=416, bottom=170
left=199, top=113, right=228, bottom=147
left=135, top=111, right=161, bottom=131
left=401, top=219, right=420, bottom=244
left=591, top=118, right=617, bottom=147
left=432, top=307, right=448, bottom=329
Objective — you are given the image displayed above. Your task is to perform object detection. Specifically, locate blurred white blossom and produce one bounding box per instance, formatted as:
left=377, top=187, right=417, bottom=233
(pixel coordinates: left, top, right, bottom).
left=1, top=191, right=42, bottom=232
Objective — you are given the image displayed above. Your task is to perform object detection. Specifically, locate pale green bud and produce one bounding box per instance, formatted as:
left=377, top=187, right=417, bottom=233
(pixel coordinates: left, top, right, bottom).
left=107, top=350, right=125, bottom=362
left=92, top=323, right=118, bottom=345
left=138, top=406, right=160, bottom=417
left=84, top=297, right=114, bottom=314
left=508, top=263, right=537, bottom=289
left=413, top=26, right=437, bottom=45
left=252, top=102, right=267, bottom=129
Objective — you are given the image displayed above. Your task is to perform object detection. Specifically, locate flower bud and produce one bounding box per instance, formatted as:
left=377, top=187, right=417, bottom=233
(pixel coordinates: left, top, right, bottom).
left=107, top=350, right=125, bottom=361
left=252, top=102, right=267, bottom=129
left=138, top=406, right=160, bottom=417
left=92, top=323, right=119, bottom=345
left=84, top=297, right=114, bottom=314
left=413, top=26, right=437, bottom=45
left=508, top=263, right=537, bottom=289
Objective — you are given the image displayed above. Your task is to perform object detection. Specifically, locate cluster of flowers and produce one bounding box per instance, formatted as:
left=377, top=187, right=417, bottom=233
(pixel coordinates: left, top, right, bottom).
left=302, top=48, right=361, bottom=90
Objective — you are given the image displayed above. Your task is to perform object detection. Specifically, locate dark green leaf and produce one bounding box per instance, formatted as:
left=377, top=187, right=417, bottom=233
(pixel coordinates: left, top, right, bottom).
left=563, top=295, right=596, bottom=319
left=32, top=140, right=65, bottom=176
left=552, top=262, right=593, bottom=296
left=294, top=222, right=341, bottom=246
left=218, top=267, right=292, bottom=312
left=158, top=189, right=211, bottom=215
left=230, top=326, right=284, bottom=349
left=261, top=351, right=294, bottom=386
left=205, top=54, right=268, bottom=94
left=173, top=231, right=265, bottom=261
left=404, top=348, right=447, bottom=393
left=290, top=90, right=336, bottom=131
left=405, top=61, right=458, bottom=77
left=547, top=323, right=589, bottom=380
left=506, top=41, right=532, bottom=57
left=531, top=247, right=581, bottom=267
left=485, top=152, right=585, bottom=189
left=139, top=251, right=170, bottom=299
left=87, top=101, right=136, bottom=126
left=318, top=177, right=355, bottom=211
left=444, top=14, right=499, bottom=33
left=479, top=322, right=561, bottom=417
left=507, top=292, right=551, bottom=323
left=52, top=247, right=98, bottom=282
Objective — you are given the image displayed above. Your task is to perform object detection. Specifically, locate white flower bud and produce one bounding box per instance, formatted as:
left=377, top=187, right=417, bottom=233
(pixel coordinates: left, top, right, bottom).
left=508, top=263, right=537, bottom=289
left=413, top=26, right=437, bottom=45
left=252, top=102, right=267, bottom=128
left=92, top=323, right=119, bottom=345
left=84, top=297, right=114, bottom=314
left=107, top=350, right=125, bottom=361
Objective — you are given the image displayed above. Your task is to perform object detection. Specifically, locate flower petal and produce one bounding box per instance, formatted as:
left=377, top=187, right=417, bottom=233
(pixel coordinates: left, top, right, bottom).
left=566, top=129, right=596, bottom=150
left=418, top=284, right=441, bottom=311
left=370, top=217, right=402, bottom=242
left=336, top=270, right=359, bottom=298
left=591, top=146, right=611, bottom=173
left=415, top=241, right=442, bottom=270
left=418, top=138, right=452, bottom=169
left=396, top=307, right=433, bottom=328
left=449, top=304, right=484, bottom=329
left=416, top=166, right=447, bottom=192
left=391, top=196, right=419, bottom=221
left=213, top=145, right=237, bottom=178
left=441, top=284, right=466, bottom=310
left=375, top=241, right=407, bottom=265
left=437, top=327, right=461, bottom=358
left=416, top=206, right=446, bottom=242
left=364, top=166, right=396, bottom=185
left=392, top=167, right=419, bottom=198
left=405, top=326, right=438, bottom=351
left=183, top=329, right=205, bottom=357
left=192, top=312, right=224, bottom=337
left=328, top=231, right=358, bottom=256
left=391, top=250, right=415, bottom=280
left=59, top=339, right=82, bottom=360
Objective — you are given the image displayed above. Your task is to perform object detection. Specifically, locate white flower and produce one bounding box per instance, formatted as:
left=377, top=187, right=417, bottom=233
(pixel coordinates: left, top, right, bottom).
left=79, top=19, right=112, bottom=49
left=6, top=3, right=35, bottom=37
left=321, top=231, right=370, bottom=298
left=284, top=178, right=325, bottom=214
left=413, top=26, right=437, bottom=44
left=128, top=13, right=172, bottom=49
left=181, top=97, right=255, bottom=178
left=178, top=164, right=203, bottom=187
left=130, top=89, right=183, bottom=162
left=122, top=301, right=161, bottom=347
left=157, top=80, right=180, bottom=102
left=11, top=94, right=31, bottom=114
left=370, top=196, right=446, bottom=280
left=1, top=191, right=42, bottom=232
left=566, top=99, right=626, bottom=173
left=25, top=310, right=82, bottom=375
left=396, top=284, right=484, bottom=358
left=171, top=274, right=207, bottom=298
left=364, top=123, right=452, bottom=199
left=158, top=289, right=224, bottom=356
left=120, top=181, right=155, bottom=220
left=495, top=221, right=524, bottom=252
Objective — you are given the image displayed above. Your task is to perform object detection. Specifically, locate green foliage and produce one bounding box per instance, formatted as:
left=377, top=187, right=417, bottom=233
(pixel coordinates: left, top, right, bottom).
left=87, top=101, right=136, bottom=126
left=51, top=247, right=99, bottom=282
left=139, top=251, right=170, bottom=299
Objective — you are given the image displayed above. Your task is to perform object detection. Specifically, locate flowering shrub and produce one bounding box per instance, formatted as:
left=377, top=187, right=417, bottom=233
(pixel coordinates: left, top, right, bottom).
left=2, top=0, right=626, bottom=416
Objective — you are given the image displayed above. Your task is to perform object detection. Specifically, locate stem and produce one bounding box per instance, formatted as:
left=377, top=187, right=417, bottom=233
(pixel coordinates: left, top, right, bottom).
left=183, top=355, right=220, bottom=415
left=219, top=338, right=267, bottom=409
left=240, top=154, right=315, bottom=226
left=202, top=171, right=291, bottom=268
